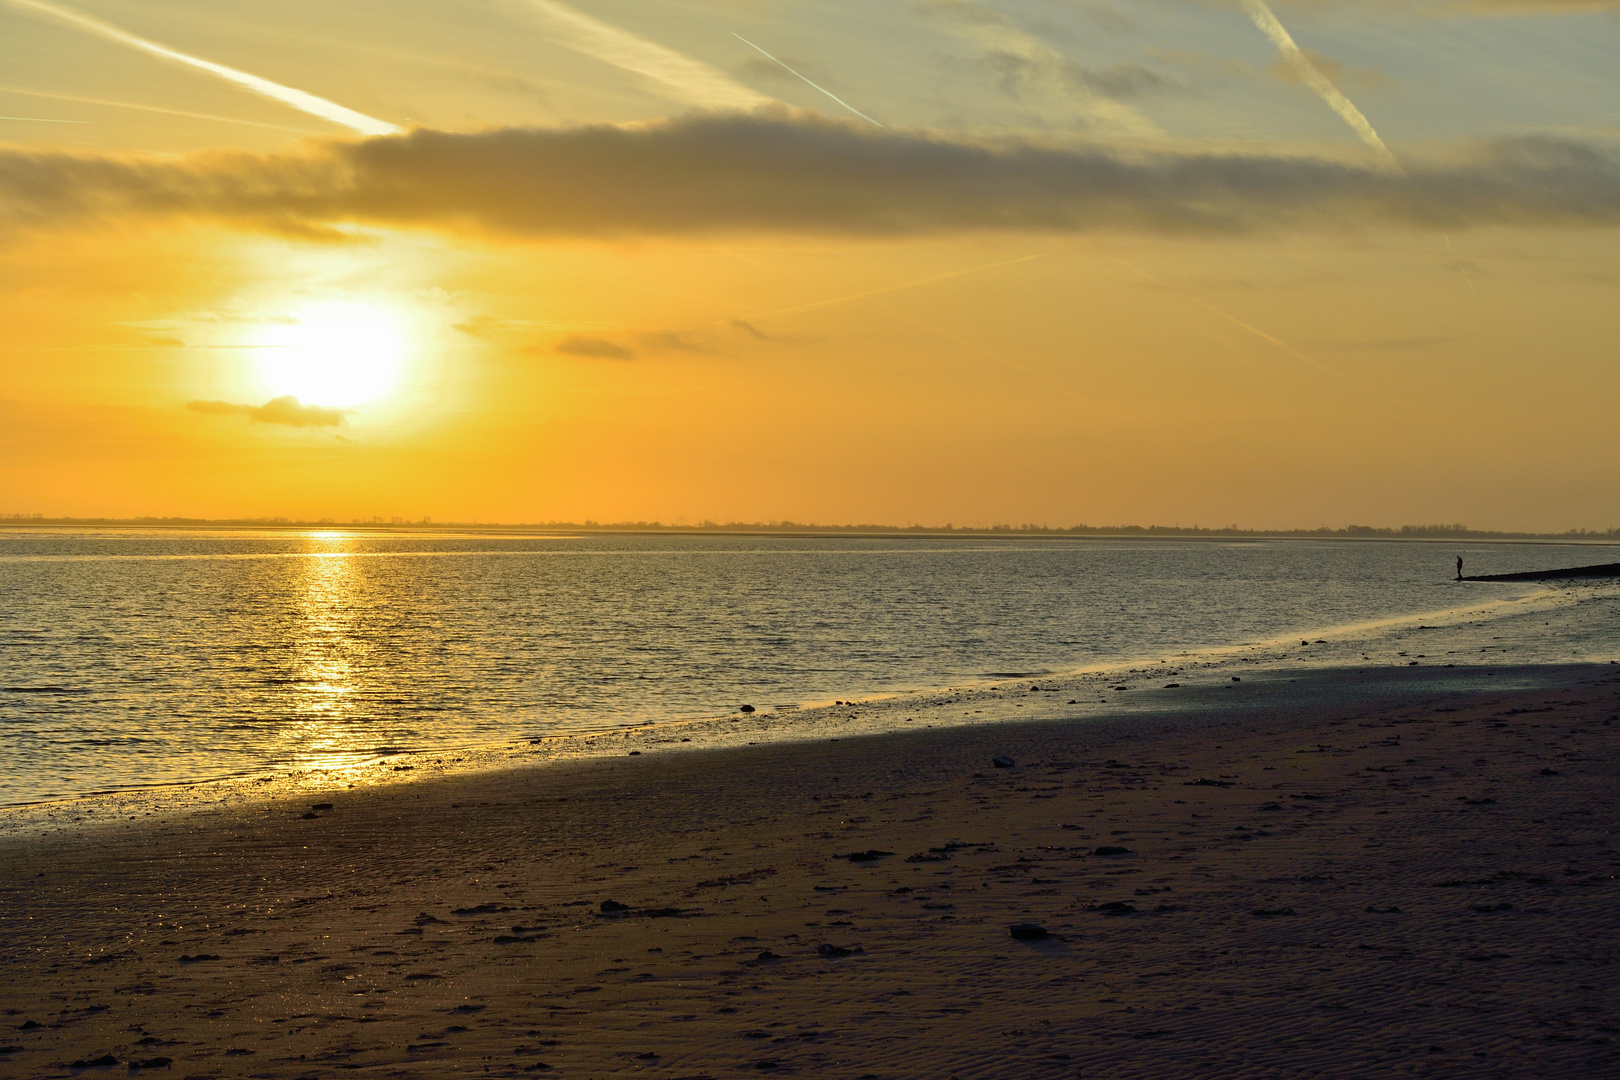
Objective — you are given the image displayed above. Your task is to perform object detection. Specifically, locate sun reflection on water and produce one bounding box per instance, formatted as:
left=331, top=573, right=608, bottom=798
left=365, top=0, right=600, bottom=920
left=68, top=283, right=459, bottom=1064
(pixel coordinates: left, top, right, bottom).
left=276, top=531, right=381, bottom=774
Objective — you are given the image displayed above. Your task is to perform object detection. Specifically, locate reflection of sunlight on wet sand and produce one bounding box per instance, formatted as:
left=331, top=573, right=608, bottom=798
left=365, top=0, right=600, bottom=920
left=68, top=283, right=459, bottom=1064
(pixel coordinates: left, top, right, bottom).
left=276, top=532, right=378, bottom=774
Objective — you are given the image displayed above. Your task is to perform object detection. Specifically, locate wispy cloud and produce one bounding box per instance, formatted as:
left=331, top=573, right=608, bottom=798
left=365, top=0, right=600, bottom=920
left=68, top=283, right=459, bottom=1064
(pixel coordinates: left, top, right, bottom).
left=2, top=0, right=400, bottom=136
left=515, top=0, right=767, bottom=111
left=2, top=114, right=1616, bottom=238
left=186, top=396, right=347, bottom=427
left=1241, top=0, right=1401, bottom=171
left=556, top=335, right=635, bottom=359
left=922, top=0, right=1163, bottom=137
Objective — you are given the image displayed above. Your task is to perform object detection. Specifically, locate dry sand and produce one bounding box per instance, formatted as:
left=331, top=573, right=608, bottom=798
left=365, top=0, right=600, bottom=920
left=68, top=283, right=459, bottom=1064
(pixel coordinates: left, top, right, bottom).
left=2, top=666, right=1618, bottom=1078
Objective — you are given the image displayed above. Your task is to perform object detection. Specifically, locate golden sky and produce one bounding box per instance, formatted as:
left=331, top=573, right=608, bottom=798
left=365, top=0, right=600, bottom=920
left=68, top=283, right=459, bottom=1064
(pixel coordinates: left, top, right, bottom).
left=2, top=0, right=1617, bottom=529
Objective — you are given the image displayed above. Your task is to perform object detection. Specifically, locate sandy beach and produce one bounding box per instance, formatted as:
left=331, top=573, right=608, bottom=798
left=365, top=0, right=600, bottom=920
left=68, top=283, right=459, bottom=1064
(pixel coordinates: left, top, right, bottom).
left=3, top=665, right=1617, bottom=1078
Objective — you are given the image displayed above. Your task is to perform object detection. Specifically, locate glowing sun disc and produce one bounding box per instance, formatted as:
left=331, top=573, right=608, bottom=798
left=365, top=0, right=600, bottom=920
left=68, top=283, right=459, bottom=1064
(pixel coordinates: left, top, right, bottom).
left=256, top=301, right=407, bottom=407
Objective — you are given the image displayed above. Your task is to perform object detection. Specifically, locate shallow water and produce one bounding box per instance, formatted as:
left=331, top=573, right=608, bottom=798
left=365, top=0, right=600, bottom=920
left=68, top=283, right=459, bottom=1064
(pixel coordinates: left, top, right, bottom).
left=2, top=529, right=1616, bottom=805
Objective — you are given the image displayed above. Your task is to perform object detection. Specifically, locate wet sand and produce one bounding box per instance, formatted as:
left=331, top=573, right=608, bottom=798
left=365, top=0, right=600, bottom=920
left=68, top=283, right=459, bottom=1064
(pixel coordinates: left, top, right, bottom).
left=3, top=666, right=1618, bottom=1078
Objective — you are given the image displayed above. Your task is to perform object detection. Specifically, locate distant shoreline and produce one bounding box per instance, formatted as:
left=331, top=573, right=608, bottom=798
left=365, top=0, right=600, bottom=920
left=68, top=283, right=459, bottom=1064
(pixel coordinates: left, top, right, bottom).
left=4, top=517, right=1620, bottom=543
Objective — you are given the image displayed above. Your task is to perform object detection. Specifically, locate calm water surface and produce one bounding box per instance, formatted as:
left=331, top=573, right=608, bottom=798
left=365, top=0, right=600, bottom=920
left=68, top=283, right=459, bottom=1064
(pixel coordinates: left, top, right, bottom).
left=2, top=530, right=1613, bottom=804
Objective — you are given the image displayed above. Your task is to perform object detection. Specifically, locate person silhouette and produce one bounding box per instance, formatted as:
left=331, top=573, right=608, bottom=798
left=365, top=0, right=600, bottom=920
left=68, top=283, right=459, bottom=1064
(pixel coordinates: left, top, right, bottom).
left=1456, top=555, right=1463, bottom=581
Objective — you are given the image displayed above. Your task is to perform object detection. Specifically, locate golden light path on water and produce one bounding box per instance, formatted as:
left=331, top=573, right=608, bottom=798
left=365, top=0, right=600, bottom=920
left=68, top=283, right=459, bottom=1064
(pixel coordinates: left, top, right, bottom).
left=278, top=531, right=373, bottom=773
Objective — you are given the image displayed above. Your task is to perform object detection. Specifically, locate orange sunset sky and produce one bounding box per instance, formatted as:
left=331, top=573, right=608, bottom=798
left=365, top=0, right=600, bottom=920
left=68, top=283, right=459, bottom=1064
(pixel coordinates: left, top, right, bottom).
left=2, top=0, right=1617, bottom=530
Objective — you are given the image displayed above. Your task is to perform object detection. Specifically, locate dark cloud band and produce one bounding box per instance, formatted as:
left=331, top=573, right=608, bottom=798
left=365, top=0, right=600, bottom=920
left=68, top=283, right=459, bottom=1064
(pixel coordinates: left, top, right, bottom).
left=2, top=111, right=1617, bottom=238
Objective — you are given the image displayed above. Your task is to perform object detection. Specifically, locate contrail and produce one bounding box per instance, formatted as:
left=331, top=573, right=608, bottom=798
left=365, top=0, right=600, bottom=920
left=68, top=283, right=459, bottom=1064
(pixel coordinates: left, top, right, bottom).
left=1241, top=0, right=1401, bottom=172
left=713, top=249, right=1062, bottom=326
left=518, top=0, right=767, bottom=111
left=731, top=33, right=881, bottom=127
left=2, top=0, right=400, bottom=136
left=0, top=114, right=89, bottom=123
left=0, top=85, right=319, bottom=134
left=1112, top=255, right=1351, bottom=383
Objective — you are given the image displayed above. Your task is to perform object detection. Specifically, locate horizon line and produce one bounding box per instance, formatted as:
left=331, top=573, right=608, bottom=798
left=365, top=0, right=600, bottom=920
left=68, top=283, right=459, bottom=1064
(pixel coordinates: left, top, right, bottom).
left=3, top=515, right=1618, bottom=542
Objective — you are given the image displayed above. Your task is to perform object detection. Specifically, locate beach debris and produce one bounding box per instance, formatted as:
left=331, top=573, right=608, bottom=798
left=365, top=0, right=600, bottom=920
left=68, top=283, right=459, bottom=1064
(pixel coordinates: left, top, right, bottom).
left=1068, top=699, right=1078, bottom=704
left=310, top=802, right=333, bottom=811
left=628, top=750, right=642, bottom=756
left=1365, top=905, right=1402, bottom=913
left=0, top=1046, right=20, bottom=1054
left=130, top=1057, right=172, bottom=1070
left=1259, top=802, right=1283, bottom=812
left=992, top=755, right=1015, bottom=768
left=755, top=950, right=781, bottom=961
left=452, top=903, right=513, bottom=916
left=635, top=1052, right=659, bottom=1060
left=1092, top=846, right=1132, bottom=857
left=740, top=704, right=756, bottom=713
left=844, top=849, right=893, bottom=863
left=1232, top=676, right=1242, bottom=681
left=599, top=900, right=630, bottom=913
left=816, top=943, right=861, bottom=957
left=18, top=1021, right=42, bottom=1030
left=1008, top=922, right=1049, bottom=940
left=176, top=954, right=220, bottom=963
left=1093, top=901, right=1136, bottom=916
left=1251, top=907, right=1296, bottom=918
left=755, top=1060, right=780, bottom=1070
left=742, top=1030, right=771, bottom=1039
left=69, top=1055, right=119, bottom=1068
left=1540, top=768, right=1559, bottom=775
left=1185, top=778, right=1235, bottom=788
left=300, top=812, right=319, bottom=819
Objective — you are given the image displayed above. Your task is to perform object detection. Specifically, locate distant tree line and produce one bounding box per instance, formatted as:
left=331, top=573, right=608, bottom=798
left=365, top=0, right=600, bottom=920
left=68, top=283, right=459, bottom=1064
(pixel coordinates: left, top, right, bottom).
left=3, top=513, right=1618, bottom=541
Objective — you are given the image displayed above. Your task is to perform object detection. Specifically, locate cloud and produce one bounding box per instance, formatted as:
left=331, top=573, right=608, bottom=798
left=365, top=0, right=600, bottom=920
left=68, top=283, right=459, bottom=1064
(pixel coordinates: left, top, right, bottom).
left=1, top=112, right=1617, bottom=239
left=729, top=319, right=820, bottom=344
left=639, top=331, right=711, bottom=354
left=921, top=0, right=1164, bottom=136
left=514, top=0, right=767, bottom=111
left=187, top=396, right=347, bottom=427
left=2, top=0, right=399, bottom=136
left=1268, top=48, right=1391, bottom=96
left=555, top=335, right=635, bottom=359
left=1271, top=0, right=1620, bottom=13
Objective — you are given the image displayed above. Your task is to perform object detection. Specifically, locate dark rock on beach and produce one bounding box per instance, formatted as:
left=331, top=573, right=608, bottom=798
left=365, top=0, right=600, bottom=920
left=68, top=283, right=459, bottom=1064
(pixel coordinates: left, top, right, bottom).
left=845, top=849, right=893, bottom=862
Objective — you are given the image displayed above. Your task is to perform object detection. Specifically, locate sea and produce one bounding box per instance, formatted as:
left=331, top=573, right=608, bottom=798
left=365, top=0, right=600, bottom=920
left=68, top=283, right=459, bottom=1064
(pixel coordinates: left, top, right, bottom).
left=3, top=529, right=1618, bottom=808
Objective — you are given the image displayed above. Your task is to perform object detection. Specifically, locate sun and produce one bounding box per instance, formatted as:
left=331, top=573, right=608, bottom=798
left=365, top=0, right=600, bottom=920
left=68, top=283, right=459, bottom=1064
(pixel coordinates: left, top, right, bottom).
left=255, top=301, right=408, bottom=407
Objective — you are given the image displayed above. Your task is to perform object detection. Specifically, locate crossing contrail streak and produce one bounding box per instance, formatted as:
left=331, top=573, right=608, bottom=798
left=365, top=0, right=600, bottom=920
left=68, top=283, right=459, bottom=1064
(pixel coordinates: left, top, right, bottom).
left=0, top=114, right=89, bottom=123
left=731, top=33, right=881, bottom=127
left=1241, top=0, right=1401, bottom=173
left=0, top=85, right=318, bottom=133
left=2, top=0, right=400, bottom=136
left=519, top=0, right=767, bottom=110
